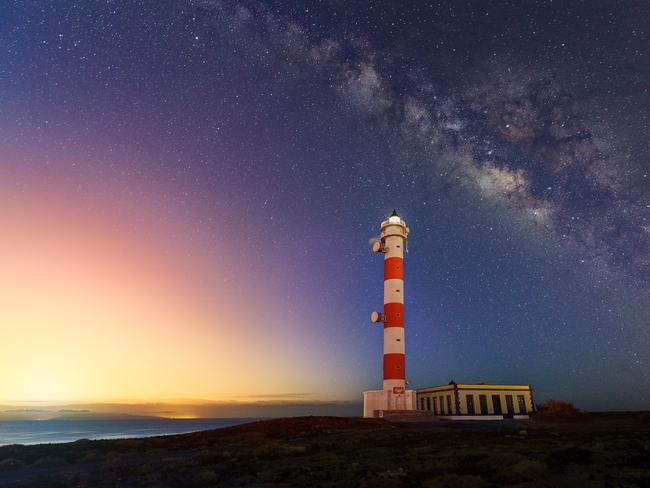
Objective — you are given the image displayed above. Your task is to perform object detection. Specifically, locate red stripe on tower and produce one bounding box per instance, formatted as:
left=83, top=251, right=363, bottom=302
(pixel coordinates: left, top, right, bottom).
left=383, top=257, right=404, bottom=280
left=383, top=353, right=406, bottom=379
left=383, top=302, right=404, bottom=328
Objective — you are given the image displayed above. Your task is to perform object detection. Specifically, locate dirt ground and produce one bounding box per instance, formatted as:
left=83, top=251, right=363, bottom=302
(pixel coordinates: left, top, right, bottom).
left=1, top=413, right=649, bottom=487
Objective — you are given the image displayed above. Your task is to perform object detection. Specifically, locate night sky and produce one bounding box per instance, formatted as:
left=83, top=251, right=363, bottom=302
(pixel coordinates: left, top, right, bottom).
left=1, top=1, right=648, bottom=410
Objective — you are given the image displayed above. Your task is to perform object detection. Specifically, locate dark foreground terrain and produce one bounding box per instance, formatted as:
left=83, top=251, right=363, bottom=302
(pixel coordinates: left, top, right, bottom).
left=1, top=413, right=649, bottom=487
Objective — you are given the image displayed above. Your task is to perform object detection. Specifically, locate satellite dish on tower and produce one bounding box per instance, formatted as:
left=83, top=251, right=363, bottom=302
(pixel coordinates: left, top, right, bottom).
left=369, top=236, right=384, bottom=253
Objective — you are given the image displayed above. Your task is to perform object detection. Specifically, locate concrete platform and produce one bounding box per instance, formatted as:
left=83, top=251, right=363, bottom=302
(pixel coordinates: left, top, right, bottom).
left=379, top=411, right=531, bottom=422
left=379, top=410, right=440, bottom=422
left=363, top=390, right=416, bottom=418
left=438, top=414, right=530, bottom=421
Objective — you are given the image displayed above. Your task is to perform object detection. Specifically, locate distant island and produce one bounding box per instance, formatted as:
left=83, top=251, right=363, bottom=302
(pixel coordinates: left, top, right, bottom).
left=0, top=401, right=360, bottom=422
left=48, top=412, right=163, bottom=422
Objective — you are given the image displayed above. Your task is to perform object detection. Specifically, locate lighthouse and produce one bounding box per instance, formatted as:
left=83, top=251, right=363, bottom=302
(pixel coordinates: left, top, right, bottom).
left=363, top=210, right=417, bottom=418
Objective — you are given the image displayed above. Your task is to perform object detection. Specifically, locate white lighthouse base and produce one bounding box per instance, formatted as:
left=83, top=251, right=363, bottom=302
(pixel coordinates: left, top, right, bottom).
left=363, top=389, right=416, bottom=418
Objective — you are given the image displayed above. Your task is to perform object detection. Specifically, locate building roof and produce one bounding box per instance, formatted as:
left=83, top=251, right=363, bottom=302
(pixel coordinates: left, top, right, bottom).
left=416, top=383, right=532, bottom=393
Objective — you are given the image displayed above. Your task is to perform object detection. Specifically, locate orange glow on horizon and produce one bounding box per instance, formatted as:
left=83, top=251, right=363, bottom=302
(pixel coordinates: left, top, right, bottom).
left=0, top=166, right=356, bottom=404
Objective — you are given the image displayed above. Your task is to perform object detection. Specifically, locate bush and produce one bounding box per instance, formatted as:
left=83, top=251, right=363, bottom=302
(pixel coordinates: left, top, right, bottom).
left=534, top=400, right=581, bottom=421
left=194, top=468, right=220, bottom=484
left=497, top=459, right=548, bottom=482
left=475, top=452, right=526, bottom=472
left=0, top=458, right=24, bottom=470
left=33, top=456, right=66, bottom=467
left=422, top=474, right=490, bottom=488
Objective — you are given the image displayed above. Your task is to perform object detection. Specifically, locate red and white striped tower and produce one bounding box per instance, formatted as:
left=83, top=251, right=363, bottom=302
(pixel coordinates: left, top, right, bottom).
left=371, top=210, right=409, bottom=392
left=364, top=210, right=415, bottom=417
left=371, top=210, right=409, bottom=394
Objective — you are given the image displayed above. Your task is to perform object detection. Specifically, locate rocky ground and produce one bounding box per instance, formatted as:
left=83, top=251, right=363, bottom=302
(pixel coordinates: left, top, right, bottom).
left=1, top=413, right=649, bottom=487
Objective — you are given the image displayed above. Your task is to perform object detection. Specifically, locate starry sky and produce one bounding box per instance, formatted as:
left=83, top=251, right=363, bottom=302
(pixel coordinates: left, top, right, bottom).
left=1, top=1, right=648, bottom=411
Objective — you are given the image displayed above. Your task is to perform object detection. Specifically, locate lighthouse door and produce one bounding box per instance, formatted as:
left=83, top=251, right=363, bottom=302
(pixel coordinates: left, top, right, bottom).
left=395, top=394, right=405, bottom=410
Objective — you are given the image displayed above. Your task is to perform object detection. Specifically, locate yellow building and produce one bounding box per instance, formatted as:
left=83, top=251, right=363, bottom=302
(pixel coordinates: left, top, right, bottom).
left=416, top=381, right=535, bottom=417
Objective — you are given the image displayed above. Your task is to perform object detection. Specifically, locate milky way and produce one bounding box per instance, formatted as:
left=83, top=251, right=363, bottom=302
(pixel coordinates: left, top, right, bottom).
left=1, top=0, right=648, bottom=409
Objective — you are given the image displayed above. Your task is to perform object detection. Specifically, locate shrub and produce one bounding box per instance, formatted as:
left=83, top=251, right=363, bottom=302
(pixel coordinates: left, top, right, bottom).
left=194, top=468, right=220, bottom=484
left=422, top=474, right=490, bottom=488
left=0, top=458, right=24, bottom=470
left=534, top=400, right=581, bottom=421
left=475, top=452, right=526, bottom=472
left=33, top=456, right=66, bottom=467
left=497, top=459, right=548, bottom=482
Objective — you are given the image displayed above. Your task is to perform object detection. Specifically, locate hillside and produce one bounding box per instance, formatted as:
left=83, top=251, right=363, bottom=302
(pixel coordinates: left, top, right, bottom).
left=1, top=414, right=649, bottom=486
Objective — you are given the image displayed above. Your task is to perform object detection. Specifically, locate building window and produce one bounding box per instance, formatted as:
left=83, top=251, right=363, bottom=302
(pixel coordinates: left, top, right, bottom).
left=517, top=395, right=526, bottom=414
left=433, top=397, right=438, bottom=415
left=505, top=395, right=514, bottom=415
left=492, top=395, right=502, bottom=415
left=466, top=394, right=475, bottom=415
left=438, top=397, right=443, bottom=414
left=447, top=395, right=452, bottom=415
left=479, top=395, right=488, bottom=414
left=420, top=398, right=425, bottom=410
left=426, top=397, right=431, bottom=411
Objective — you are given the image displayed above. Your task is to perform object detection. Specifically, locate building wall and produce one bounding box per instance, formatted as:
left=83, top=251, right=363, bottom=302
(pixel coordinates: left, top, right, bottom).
left=415, top=385, right=456, bottom=414
left=363, top=389, right=417, bottom=418
left=416, top=384, right=534, bottom=416
left=456, top=387, right=534, bottom=415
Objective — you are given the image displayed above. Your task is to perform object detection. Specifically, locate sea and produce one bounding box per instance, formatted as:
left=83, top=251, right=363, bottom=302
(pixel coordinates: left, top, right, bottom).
left=0, top=418, right=259, bottom=446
